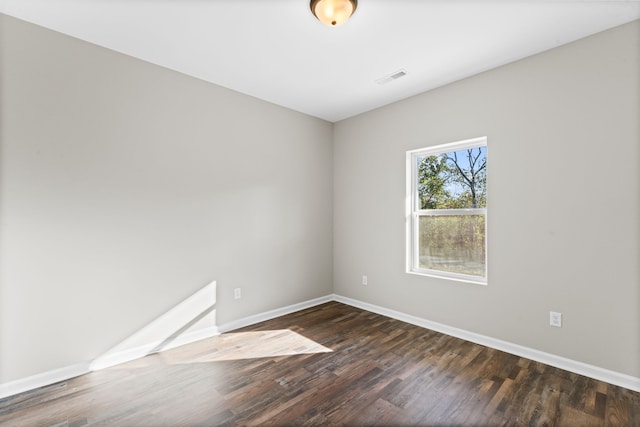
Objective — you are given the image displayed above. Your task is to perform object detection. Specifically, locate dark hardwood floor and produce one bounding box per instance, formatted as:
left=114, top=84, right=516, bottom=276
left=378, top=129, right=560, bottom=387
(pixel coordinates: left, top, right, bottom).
left=1, top=301, right=638, bottom=426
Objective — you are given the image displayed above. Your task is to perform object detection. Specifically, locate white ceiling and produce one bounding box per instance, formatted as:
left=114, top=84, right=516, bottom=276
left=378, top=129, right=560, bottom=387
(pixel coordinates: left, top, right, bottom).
left=1, top=0, right=639, bottom=122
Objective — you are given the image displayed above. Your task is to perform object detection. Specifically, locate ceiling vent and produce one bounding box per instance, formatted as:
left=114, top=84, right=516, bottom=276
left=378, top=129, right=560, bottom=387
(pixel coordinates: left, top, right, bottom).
left=375, top=69, right=408, bottom=85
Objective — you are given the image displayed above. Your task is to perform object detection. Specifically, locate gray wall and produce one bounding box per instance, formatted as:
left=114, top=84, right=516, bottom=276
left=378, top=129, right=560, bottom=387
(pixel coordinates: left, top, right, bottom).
left=1, top=12, right=638, bottom=387
left=333, top=20, right=640, bottom=377
left=0, top=15, right=333, bottom=382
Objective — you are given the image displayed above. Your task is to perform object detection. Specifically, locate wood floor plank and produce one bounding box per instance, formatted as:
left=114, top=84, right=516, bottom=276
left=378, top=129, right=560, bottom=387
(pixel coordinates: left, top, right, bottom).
left=1, top=301, right=638, bottom=426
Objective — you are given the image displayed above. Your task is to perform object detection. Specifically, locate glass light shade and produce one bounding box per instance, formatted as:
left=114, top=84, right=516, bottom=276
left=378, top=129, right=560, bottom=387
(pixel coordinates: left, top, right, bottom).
left=311, top=0, right=357, bottom=26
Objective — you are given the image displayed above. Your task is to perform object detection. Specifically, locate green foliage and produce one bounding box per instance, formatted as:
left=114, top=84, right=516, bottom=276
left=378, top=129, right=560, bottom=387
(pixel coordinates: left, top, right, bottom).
left=418, top=215, right=486, bottom=277
left=415, top=146, right=487, bottom=278
left=417, top=155, right=449, bottom=209
left=417, top=147, right=486, bottom=210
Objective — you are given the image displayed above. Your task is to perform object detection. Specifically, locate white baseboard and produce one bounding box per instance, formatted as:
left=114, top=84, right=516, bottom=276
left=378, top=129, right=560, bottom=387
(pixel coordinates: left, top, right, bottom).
left=89, top=325, right=221, bottom=371
left=90, top=292, right=335, bottom=371
left=3, top=293, right=638, bottom=400
left=0, top=295, right=333, bottom=400
left=0, top=363, right=89, bottom=400
left=217, top=294, right=334, bottom=333
left=333, top=294, right=640, bottom=393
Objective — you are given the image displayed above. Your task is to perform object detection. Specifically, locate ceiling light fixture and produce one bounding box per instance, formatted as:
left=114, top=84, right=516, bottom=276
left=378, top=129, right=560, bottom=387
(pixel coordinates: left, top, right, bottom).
left=310, top=0, right=358, bottom=27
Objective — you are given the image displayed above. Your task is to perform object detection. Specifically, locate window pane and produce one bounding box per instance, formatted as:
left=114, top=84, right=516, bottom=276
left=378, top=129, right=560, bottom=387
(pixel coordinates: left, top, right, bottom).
left=416, top=146, right=486, bottom=210
left=418, top=214, right=485, bottom=277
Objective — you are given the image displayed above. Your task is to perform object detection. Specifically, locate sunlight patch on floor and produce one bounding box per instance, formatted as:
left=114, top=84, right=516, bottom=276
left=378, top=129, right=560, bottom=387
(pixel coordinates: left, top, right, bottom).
left=161, top=329, right=332, bottom=363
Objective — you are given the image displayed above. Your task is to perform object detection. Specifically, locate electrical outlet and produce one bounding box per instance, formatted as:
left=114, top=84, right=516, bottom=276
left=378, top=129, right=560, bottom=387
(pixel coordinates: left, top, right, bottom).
left=362, top=275, right=368, bottom=285
left=234, top=288, right=242, bottom=299
left=549, top=311, right=562, bottom=327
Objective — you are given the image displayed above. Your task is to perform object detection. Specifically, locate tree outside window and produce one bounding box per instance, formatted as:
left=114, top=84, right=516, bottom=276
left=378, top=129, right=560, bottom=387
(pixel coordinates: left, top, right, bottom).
left=407, top=138, right=487, bottom=284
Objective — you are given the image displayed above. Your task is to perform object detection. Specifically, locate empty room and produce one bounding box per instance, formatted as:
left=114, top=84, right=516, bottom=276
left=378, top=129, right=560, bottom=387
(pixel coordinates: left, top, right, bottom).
left=1, top=0, right=639, bottom=425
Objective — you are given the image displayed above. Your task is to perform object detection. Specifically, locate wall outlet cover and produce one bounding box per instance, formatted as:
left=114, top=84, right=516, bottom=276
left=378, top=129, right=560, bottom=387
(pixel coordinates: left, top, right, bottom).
left=550, top=311, right=562, bottom=327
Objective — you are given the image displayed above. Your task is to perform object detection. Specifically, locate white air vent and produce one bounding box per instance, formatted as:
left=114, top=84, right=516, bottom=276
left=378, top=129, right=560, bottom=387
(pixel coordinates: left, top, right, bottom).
left=375, top=69, right=408, bottom=85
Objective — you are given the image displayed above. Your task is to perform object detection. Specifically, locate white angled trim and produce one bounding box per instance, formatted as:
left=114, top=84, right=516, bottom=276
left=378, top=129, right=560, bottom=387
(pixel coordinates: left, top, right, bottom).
left=217, top=295, right=334, bottom=333
left=333, top=294, right=640, bottom=393
left=0, top=363, right=89, bottom=400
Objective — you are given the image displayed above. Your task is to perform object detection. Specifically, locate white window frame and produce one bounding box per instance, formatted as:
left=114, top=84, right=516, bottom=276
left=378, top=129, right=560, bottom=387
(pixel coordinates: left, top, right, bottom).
left=406, top=136, right=487, bottom=285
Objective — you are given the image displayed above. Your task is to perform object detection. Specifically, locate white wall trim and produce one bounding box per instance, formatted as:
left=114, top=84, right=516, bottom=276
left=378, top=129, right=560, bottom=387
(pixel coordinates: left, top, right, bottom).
left=3, top=292, right=638, bottom=400
left=0, top=363, right=89, bottom=400
left=0, top=294, right=334, bottom=400
left=88, top=325, right=221, bottom=371
left=333, top=294, right=640, bottom=393
left=217, top=295, right=334, bottom=333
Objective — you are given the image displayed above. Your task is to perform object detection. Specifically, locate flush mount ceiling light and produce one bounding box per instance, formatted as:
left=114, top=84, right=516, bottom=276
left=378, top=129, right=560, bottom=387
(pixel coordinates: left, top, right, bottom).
left=310, top=0, right=358, bottom=27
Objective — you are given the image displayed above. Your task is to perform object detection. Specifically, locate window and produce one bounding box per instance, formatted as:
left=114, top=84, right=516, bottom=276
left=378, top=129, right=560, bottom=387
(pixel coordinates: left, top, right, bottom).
left=406, top=137, right=487, bottom=284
